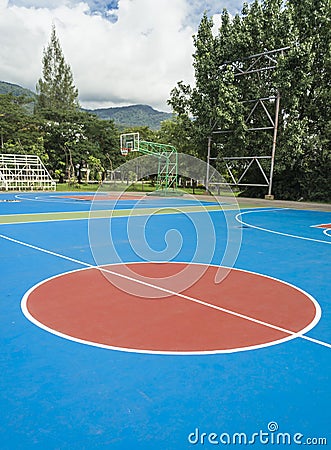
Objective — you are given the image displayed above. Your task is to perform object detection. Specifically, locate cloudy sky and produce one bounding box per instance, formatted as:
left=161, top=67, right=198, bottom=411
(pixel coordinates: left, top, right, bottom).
left=0, top=0, right=251, bottom=111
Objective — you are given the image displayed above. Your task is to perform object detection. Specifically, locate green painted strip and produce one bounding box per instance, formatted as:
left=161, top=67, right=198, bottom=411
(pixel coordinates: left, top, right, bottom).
left=0, top=204, right=244, bottom=225
left=0, top=210, right=89, bottom=224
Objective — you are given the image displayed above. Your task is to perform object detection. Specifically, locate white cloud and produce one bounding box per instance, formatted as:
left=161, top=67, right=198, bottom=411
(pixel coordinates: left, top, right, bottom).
left=0, top=0, right=249, bottom=111
left=69, top=0, right=195, bottom=110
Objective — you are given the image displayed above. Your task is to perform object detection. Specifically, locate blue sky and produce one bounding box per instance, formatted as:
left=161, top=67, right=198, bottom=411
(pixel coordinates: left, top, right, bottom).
left=1, top=0, right=252, bottom=110
left=8, top=0, right=120, bottom=19
left=7, top=0, right=247, bottom=21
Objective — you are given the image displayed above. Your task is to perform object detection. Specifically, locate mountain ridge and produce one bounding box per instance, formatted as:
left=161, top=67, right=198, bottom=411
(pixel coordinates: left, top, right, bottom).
left=85, top=104, right=172, bottom=129
left=0, top=81, right=172, bottom=129
left=0, top=80, right=36, bottom=99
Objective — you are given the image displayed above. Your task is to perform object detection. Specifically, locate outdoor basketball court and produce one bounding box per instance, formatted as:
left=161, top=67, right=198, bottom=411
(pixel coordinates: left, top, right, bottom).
left=0, top=191, right=330, bottom=449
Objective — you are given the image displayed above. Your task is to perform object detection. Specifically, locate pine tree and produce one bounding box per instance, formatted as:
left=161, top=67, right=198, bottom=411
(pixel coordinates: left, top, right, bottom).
left=36, top=25, right=79, bottom=113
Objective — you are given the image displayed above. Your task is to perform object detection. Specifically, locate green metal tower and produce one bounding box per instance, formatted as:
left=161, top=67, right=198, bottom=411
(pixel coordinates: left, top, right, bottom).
left=120, top=133, right=178, bottom=193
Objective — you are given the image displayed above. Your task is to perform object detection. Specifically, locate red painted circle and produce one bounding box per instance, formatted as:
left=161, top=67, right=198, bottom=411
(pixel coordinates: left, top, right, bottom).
left=23, top=263, right=319, bottom=353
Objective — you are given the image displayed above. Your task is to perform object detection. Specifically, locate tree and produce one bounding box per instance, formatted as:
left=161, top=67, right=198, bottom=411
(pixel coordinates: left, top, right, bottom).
left=168, top=13, right=242, bottom=160
left=273, top=0, right=331, bottom=200
left=33, top=26, right=122, bottom=183
left=0, top=93, right=46, bottom=157
left=168, top=0, right=330, bottom=201
left=40, top=109, right=120, bottom=181
left=36, top=25, right=79, bottom=114
left=214, top=0, right=292, bottom=189
left=157, top=116, right=199, bottom=156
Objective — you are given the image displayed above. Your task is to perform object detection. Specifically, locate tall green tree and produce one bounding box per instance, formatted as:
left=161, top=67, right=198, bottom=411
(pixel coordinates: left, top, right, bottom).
left=34, top=26, right=120, bottom=182
left=168, top=13, right=242, bottom=159
left=214, top=0, right=292, bottom=187
left=274, top=0, right=331, bottom=200
left=36, top=25, right=79, bottom=114
left=168, top=0, right=330, bottom=201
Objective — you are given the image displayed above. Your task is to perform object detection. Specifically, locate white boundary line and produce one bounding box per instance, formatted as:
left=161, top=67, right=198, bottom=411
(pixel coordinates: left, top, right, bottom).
left=236, top=209, right=331, bottom=244
left=14, top=193, right=92, bottom=206
left=312, top=223, right=331, bottom=238
left=14, top=192, right=156, bottom=206
left=0, top=233, right=92, bottom=267
left=0, top=232, right=329, bottom=354
left=14, top=192, right=224, bottom=208
left=20, top=262, right=328, bottom=355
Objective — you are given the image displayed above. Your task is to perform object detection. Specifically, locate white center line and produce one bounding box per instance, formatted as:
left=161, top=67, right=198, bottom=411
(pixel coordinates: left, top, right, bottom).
left=1, top=232, right=330, bottom=350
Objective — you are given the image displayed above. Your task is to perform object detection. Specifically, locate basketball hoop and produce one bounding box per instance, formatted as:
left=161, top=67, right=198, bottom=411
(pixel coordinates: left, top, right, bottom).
left=120, top=133, right=139, bottom=155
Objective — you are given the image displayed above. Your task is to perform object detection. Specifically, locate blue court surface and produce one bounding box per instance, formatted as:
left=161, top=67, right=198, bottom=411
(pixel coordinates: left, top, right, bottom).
left=0, top=192, right=330, bottom=449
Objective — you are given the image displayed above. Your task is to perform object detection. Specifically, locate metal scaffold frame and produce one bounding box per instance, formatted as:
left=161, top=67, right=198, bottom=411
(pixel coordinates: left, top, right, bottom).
left=0, top=153, right=56, bottom=191
left=207, top=47, right=290, bottom=197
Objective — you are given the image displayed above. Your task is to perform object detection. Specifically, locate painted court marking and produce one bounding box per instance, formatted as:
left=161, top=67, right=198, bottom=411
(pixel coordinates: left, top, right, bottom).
left=311, top=223, right=331, bottom=237
left=0, top=205, right=224, bottom=225
left=236, top=209, right=331, bottom=244
left=21, top=262, right=321, bottom=354
left=0, top=232, right=330, bottom=352
left=61, top=194, right=158, bottom=201
left=14, top=192, right=223, bottom=207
